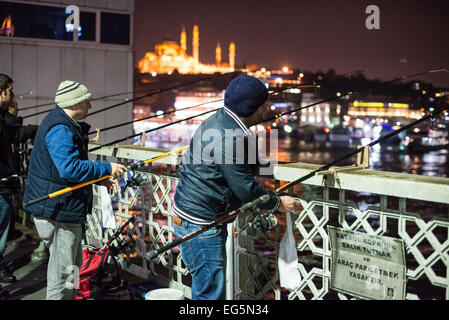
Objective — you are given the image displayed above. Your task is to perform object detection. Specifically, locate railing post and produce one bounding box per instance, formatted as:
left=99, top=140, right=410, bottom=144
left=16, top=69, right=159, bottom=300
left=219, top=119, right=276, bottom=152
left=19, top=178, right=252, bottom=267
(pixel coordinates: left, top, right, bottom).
left=226, top=223, right=234, bottom=300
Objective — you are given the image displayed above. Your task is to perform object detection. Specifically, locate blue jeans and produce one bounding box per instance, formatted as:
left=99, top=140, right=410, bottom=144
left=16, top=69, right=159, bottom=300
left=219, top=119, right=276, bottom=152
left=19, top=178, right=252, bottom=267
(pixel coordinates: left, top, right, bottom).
left=174, top=219, right=228, bottom=300
left=0, top=194, right=12, bottom=266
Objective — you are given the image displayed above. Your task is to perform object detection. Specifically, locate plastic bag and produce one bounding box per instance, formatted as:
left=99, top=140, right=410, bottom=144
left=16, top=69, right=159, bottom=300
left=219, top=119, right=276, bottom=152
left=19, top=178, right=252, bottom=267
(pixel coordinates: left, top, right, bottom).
left=278, top=210, right=301, bottom=291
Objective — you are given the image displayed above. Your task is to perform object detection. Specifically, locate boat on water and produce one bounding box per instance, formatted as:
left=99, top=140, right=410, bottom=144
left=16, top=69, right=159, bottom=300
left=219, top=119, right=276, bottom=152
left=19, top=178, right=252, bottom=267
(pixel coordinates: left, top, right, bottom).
left=402, top=125, right=449, bottom=153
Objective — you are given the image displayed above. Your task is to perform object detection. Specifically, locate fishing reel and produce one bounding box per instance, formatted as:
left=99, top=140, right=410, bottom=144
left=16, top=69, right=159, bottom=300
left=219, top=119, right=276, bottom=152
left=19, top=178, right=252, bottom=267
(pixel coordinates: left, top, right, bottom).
left=125, top=170, right=146, bottom=188
left=246, top=212, right=278, bottom=234
left=110, top=234, right=137, bottom=266
left=240, top=192, right=280, bottom=233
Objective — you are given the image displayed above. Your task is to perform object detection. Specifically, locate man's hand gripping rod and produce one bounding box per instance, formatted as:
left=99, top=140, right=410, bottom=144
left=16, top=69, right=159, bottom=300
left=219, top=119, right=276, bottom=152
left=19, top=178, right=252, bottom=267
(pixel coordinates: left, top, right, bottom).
left=23, top=146, right=189, bottom=208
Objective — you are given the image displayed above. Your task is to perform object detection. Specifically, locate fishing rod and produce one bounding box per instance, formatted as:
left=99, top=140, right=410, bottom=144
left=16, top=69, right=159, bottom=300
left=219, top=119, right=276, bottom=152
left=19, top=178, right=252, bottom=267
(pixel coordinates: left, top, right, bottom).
left=22, top=72, right=237, bottom=119
left=93, top=69, right=446, bottom=153
left=88, top=73, right=237, bottom=117
left=23, top=146, right=189, bottom=208
left=88, top=70, right=365, bottom=148
left=144, top=69, right=448, bottom=259
left=22, top=69, right=445, bottom=207
left=25, top=72, right=350, bottom=206
left=261, top=69, right=448, bottom=125
left=25, top=70, right=445, bottom=208
left=144, top=104, right=447, bottom=261
left=86, top=81, right=321, bottom=137
left=88, top=98, right=225, bottom=136
left=86, top=82, right=320, bottom=151
left=85, top=69, right=366, bottom=137
left=19, top=88, right=152, bottom=112
left=23, top=73, right=248, bottom=206
left=16, top=91, right=34, bottom=100
left=88, top=108, right=220, bottom=152
left=100, top=215, right=136, bottom=251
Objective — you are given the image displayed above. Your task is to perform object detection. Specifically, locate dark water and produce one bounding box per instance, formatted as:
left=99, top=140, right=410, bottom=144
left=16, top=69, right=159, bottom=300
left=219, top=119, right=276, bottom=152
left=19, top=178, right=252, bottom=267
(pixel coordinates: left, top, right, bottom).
left=277, top=136, right=449, bottom=177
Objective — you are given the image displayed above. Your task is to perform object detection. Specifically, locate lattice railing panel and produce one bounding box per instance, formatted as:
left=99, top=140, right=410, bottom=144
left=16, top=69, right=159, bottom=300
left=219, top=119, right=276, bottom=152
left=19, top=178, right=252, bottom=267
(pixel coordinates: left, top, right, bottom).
left=85, top=166, right=190, bottom=295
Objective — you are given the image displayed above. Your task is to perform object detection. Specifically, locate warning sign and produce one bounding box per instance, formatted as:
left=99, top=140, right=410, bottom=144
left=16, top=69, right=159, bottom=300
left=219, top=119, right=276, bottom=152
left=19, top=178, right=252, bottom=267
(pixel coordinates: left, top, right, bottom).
left=328, top=226, right=406, bottom=300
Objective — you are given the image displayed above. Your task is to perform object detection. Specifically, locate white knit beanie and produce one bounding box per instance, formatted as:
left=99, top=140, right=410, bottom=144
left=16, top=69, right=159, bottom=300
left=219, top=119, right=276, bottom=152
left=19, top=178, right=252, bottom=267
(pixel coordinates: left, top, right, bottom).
left=55, top=80, right=91, bottom=108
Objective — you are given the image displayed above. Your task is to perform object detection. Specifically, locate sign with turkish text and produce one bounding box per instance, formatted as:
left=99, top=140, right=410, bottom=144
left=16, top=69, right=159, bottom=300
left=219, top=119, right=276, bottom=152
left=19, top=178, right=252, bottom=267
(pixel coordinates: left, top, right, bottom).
left=328, top=226, right=406, bottom=300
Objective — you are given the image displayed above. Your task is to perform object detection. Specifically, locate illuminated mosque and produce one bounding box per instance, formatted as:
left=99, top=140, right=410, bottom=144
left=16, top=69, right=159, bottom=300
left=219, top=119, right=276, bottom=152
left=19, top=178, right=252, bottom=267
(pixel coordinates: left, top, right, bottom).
left=138, top=25, right=236, bottom=75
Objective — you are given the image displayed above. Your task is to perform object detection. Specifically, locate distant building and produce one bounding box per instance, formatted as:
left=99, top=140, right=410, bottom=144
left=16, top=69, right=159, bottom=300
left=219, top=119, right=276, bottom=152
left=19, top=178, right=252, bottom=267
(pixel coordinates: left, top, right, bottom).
left=347, top=101, right=419, bottom=120
left=0, top=0, right=135, bottom=145
left=300, top=93, right=342, bottom=127
left=138, top=25, right=236, bottom=75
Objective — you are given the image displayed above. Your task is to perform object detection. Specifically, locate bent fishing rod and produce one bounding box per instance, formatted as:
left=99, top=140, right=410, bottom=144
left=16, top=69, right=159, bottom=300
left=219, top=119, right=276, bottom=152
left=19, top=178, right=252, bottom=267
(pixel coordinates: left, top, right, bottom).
left=145, top=104, right=447, bottom=261
left=23, top=145, right=189, bottom=208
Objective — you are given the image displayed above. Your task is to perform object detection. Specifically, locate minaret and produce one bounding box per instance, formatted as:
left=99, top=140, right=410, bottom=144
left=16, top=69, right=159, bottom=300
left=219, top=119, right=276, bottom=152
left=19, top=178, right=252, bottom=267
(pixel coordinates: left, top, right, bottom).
left=229, top=42, right=235, bottom=71
left=192, top=25, right=199, bottom=68
left=180, top=25, right=187, bottom=53
left=216, top=42, right=222, bottom=66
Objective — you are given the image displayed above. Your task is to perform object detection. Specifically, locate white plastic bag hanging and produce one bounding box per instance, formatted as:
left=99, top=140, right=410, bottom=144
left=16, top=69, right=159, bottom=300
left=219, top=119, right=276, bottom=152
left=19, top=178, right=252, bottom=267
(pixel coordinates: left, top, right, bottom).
left=278, top=210, right=301, bottom=291
left=100, top=186, right=116, bottom=229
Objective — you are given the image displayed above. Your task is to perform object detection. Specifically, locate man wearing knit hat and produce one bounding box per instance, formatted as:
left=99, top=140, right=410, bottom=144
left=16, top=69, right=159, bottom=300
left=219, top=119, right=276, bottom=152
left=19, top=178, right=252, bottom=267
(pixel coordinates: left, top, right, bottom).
left=173, top=74, right=301, bottom=300
left=23, top=80, right=127, bottom=300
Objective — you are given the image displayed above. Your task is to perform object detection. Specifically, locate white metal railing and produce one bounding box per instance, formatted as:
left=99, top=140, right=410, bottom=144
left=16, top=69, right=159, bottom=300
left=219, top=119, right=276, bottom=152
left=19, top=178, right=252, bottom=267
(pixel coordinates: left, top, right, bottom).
left=81, top=144, right=449, bottom=300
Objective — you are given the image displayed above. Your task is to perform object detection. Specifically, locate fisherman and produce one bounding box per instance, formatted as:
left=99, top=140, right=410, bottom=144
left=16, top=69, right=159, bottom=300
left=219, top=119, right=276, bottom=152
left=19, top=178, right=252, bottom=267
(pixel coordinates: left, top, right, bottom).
left=6, top=95, right=39, bottom=242
left=23, top=80, right=127, bottom=300
left=0, top=74, right=38, bottom=290
left=172, top=74, right=302, bottom=300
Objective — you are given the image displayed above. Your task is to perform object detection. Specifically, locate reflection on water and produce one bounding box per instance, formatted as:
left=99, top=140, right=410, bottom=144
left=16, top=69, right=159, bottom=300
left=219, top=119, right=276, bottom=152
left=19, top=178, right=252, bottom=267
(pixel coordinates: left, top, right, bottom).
left=278, top=136, right=449, bottom=177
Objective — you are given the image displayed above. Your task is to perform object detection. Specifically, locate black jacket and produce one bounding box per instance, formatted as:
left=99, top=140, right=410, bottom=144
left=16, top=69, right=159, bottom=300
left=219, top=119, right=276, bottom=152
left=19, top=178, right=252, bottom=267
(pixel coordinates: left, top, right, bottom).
left=0, top=109, right=38, bottom=194
left=173, top=107, right=280, bottom=225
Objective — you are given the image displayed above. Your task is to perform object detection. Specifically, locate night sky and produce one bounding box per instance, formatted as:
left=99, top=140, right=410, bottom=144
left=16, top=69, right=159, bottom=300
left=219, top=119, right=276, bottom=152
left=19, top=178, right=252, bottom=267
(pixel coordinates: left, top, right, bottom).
left=133, top=0, right=449, bottom=87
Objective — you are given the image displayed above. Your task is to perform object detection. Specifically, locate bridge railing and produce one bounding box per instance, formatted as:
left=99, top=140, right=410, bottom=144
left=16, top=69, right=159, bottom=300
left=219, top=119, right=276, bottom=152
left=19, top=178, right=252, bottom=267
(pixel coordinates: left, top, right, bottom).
left=17, top=143, right=449, bottom=300
left=233, top=162, right=449, bottom=300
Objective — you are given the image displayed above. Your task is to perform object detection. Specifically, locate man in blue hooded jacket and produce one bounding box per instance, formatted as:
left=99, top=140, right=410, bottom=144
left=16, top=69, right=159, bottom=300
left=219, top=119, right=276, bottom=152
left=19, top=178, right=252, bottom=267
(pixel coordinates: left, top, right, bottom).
left=23, top=80, right=127, bottom=300
left=173, top=74, right=301, bottom=300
